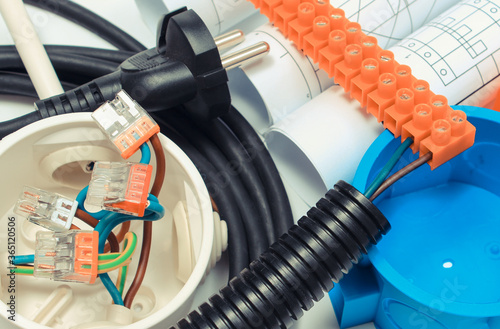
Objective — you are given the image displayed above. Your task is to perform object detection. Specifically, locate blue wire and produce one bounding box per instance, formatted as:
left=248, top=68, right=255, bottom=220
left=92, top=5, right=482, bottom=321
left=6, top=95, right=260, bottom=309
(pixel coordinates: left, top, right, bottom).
left=95, top=198, right=163, bottom=306
left=91, top=143, right=150, bottom=306
left=139, top=143, right=151, bottom=164
left=96, top=202, right=164, bottom=252
left=100, top=273, right=124, bottom=305
left=12, top=254, right=34, bottom=265
left=76, top=186, right=108, bottom=220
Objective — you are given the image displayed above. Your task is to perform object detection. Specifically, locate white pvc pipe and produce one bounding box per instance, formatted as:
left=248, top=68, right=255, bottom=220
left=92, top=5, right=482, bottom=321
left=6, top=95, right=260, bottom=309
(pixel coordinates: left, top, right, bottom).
left=0, top=0, right=64, bottom=99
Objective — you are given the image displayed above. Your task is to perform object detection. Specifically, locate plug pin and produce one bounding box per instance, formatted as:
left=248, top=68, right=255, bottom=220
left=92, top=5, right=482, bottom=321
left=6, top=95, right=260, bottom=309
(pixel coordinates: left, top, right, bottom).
left=214, top=30, right=245, bottom=50
left=221, top=42, right=270, bottom=70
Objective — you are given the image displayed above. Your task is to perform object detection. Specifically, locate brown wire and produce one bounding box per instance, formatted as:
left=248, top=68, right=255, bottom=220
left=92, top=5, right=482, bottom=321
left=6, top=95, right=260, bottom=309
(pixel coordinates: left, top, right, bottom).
left=369, top=152, right=432, bottom=202
left=210, top=197, right=219, bottom=213
left=75, top=209, right=120, bottom=253
left=124, top=134, right=165, bottom=308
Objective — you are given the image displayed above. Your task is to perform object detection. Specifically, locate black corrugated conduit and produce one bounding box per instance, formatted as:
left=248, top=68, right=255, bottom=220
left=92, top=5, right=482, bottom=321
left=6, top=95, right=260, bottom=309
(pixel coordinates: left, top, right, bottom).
left=172, top=180, right=390, bottom=329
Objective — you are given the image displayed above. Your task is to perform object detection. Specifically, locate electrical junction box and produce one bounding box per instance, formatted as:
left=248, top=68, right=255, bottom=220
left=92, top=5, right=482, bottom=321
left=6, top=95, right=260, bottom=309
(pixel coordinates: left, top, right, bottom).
left=331, top=105, right=500, bottom=329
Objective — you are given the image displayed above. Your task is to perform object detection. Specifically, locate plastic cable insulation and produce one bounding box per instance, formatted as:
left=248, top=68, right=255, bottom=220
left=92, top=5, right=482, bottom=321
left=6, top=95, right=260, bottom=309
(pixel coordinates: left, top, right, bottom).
left=123, top=134, right=165, bottom=309
left=364, top=137, right=414, bottom=199
left=222, top=107, right=294, bottom=236
left=369, top=152, right=432, bottom=202
left=12, top=254, right=35, bottom=265
left=171, top=181, right=390, bottom=329
left=139, top=142, right=151, bottom=164
left=0, top=71, right=77, bottom=96
left=158, top=110, right=268, bottom=260
left=117, top=265, right=128, bottom=295
left=197, top=116, right=276, bottom=245
left=98, top=233, right=137, bottom=271
left=0, top=51, right=118, bottom=79
left=156, top=117, right=249, bottom=277
left=23, top=0, right=146, bottom=53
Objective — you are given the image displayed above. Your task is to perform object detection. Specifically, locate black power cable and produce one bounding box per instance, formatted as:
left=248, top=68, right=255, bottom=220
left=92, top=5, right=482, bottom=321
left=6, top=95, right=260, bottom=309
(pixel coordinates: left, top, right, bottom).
left=23, top=0, right=147, bottom=53
left=157, top=110, right=270, bottom=261
left=154, top=116, right=250, bottom=277
left=0, top=50, right=118, bottom=79
left=222, top=108, right=294, bottom=236
left=196, top=117, right=277, bottom=244
left=171, top=181, right=390, bottom=329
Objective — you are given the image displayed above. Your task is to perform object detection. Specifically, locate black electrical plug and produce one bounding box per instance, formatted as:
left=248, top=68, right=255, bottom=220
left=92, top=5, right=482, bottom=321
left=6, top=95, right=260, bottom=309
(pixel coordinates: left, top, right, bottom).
left=0, top=8, right=269, bottom=138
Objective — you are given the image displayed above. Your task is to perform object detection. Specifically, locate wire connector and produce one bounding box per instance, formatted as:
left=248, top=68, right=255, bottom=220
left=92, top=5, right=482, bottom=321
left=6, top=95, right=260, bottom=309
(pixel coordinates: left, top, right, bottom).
left=34, top=230, right=99, bottom=284
left=86, top=162, right=153, bottom=216
left=14, top=186, right=77, bottom=231
left=92, top=90, right=160, bottom=159
left=251, top=1, right=477, bottom=169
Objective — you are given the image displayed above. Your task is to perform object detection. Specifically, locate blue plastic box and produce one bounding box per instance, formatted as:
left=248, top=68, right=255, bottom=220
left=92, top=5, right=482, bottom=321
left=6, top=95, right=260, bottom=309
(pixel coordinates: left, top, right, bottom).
left=330, top=106, right=500, bottom=329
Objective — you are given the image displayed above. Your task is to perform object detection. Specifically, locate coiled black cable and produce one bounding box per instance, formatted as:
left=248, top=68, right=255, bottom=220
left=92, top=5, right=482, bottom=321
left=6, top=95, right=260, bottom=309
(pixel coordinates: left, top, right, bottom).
left=171, top=180, right=390, bottom=329
left=195, top=117, right=276, bottom=244
left=158, top=110, right=269, bottom=260
left=0, top=50, right=118, bottom=79
left=222, top=108, right=294, bottom=236
left=23, top=0, right=146, bottom=53
left=155, top=117, right=249, bottom=276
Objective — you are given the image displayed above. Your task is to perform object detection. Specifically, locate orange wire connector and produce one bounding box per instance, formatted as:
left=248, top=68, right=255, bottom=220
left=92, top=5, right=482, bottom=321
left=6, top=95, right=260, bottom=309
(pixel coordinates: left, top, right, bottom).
left=92, top=90, right=160, bottom=159
left=86, top=162, right=153, bottom=217
left=34, top=230, right=99, bottom=284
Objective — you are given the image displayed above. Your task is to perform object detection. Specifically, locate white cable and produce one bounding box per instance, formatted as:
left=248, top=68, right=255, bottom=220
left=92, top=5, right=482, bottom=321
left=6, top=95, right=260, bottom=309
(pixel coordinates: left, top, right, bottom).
left=0, top=0, right=64, bottom=99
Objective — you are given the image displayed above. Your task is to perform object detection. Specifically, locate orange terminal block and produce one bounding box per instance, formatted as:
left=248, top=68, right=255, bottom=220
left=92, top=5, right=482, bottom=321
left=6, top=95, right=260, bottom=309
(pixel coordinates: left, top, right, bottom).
left=248, top=0, right=477, bottom=169
left=318, top=30, right=346, bottom=77
left=303, top=16, right=331, bottom=62
left=401, top=103, right=434, bottom=153
left=334, top=44, right=363, bottom=91
left=420, top=110, right=476, bottom=170
left=273, top=0, right=300, bottom=36
left=367, top=73, right=397, bottom=122
left=430, top=95, right=452, bottom=120
left=413, top=79, right=435, bottom=105
left=345, top=21, right=364, bottom=45
left=378, top=50, right=397, bottom=74
left=259, top=0, right=283, bottom=18
left=350, top=58, right=380, bottom=106
left=311, top=0, right=330, bottom=16
left=288, top=2, right=316, bottom=49
left=329, top=7, right=346, bottom=30
left=384, top=88, right=415, bottom=137
left=360, top=36, right=381, bottom=59
left=73, top=231, right=99, bottom=284
left=394, top=64, right=416, bottom=89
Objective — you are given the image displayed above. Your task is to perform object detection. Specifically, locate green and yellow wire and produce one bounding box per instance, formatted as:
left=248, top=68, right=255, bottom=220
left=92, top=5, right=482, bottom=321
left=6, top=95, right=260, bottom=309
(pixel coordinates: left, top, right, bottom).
left=81, top=231, right=137, bottom=274
left=10, top=265, right=34, bottom=276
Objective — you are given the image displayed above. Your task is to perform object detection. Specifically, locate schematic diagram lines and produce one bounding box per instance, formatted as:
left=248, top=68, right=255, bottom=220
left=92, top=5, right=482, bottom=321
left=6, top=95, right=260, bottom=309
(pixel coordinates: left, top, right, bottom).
left=395, top=0, right=500, bottom=88
left=209, top=0, right=222, bottom=35
left=331, top=0, right=458, bottom=48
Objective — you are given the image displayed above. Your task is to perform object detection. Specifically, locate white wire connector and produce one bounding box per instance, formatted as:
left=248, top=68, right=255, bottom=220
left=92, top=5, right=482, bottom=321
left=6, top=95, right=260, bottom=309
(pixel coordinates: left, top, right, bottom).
left=92, top=90, right=160, bottom=159
left=34, top=230, right=99, bottom=284
left=14, top=186, right=77, bottom=231
left=86, top=161, right=153, bottom=216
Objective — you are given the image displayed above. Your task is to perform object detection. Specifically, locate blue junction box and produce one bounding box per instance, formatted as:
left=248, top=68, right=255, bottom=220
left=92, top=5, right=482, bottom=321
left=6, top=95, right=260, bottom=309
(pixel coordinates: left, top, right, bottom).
left=330, top=106, right=500, bottom=329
